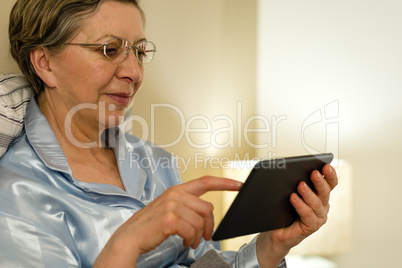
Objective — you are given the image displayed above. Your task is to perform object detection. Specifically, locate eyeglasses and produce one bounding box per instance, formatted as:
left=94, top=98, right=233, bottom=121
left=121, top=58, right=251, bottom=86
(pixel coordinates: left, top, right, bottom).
left=65, top=37, right=157, bottom=64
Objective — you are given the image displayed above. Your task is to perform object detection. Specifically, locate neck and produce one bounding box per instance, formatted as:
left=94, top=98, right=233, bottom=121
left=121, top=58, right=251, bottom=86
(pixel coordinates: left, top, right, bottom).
left=37, top=93, right=108, bottom=157
left=37, top=93, right=124, bottom=190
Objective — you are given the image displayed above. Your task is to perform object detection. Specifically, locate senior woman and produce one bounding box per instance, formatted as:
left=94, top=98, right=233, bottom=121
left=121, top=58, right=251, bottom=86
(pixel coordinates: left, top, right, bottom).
left=0, top=0, right=338, bottom=267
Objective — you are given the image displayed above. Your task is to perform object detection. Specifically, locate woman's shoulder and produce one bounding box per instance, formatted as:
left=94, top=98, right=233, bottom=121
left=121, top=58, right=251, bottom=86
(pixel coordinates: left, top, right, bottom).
left=0, top=129, right=31, bottom=164
left=0, top=128, right=66, bottom=189
left=0, top=130, right=39, bottom=176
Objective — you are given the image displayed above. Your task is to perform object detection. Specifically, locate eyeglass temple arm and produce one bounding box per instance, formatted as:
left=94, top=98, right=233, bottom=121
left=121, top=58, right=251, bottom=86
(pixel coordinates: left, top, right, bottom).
left=64, top=43, right=106, bottom=47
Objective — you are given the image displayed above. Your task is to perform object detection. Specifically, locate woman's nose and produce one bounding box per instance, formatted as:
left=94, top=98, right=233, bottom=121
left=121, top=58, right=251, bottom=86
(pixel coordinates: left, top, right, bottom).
left=117, top=50, right=143, bottom=83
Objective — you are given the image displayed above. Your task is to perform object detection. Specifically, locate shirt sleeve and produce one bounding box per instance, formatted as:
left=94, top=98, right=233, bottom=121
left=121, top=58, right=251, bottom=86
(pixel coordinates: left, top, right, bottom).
left=0, top=160, right=81, bottom=267
left=219, top=236, right=260, bottom=267
left=220, top=236, right=285, bottom=268
left=0, top=211, right=80, bottom=267
left=172, top=236, right=287, bottom=268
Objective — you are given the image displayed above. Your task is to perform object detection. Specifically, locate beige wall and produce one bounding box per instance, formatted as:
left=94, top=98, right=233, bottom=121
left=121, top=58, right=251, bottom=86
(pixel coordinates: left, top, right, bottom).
left=256, top=0, right=402, bottom=267
left=135, top=0, right=257, bottom=223
left=0, top=0, right=19, bottom=73
left=4, top=0, right=399, bottom=267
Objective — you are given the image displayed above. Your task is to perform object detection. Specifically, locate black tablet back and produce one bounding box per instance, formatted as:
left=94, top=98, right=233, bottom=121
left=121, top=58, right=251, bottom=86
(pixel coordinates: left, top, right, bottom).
left=212, top=153, right=334, bottom=241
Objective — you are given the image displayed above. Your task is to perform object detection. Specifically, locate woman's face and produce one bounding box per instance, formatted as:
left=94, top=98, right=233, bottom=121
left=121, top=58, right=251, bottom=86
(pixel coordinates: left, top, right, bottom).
left=47, top=1, right=145, bottom=131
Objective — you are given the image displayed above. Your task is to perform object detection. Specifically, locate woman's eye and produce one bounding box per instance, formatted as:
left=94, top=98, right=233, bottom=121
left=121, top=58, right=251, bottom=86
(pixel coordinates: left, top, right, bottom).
left=137, top=50, right=145, bottom=59
left=105, top=48, right=118, bottom=56
left=103, top=43, right=120, bottom=58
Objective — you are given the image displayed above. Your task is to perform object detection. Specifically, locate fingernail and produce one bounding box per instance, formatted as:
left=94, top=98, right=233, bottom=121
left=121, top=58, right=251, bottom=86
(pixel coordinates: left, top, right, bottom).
left=328, top=165, right=333, bottom=174
left=235, top=181, right=243, bottom=188
left=292, top=193, right=300, bottom=202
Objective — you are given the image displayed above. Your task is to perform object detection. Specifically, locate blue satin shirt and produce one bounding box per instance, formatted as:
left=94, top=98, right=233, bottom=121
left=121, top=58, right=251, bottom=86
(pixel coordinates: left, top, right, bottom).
left=0, top=98, right=263, bottom=267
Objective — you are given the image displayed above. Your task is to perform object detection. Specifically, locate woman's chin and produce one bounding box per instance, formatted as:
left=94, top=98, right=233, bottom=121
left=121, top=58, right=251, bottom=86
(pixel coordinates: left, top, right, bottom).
left=98, top=114, right=126, bottom=129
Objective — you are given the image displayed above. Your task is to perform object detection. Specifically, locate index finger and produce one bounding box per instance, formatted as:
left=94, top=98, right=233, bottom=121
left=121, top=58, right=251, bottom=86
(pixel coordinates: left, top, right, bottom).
left=180, top=176, right=243, bottom=197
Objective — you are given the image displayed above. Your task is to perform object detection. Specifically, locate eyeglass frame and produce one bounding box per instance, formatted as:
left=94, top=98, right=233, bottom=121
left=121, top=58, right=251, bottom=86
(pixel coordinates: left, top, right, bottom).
left=64, top=37, right=157, bottom=64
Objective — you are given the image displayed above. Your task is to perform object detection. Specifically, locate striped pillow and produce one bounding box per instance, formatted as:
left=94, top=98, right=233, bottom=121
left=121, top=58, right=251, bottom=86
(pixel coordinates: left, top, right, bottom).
left=0, top=73, right=33, bottom=157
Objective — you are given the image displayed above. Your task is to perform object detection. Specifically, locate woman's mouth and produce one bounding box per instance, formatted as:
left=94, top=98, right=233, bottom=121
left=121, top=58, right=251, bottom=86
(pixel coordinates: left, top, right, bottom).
left=106, top=93, right=131, bottom=106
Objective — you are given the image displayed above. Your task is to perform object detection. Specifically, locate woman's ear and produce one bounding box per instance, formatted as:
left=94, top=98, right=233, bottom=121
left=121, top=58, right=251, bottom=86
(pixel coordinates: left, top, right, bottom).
left=30, top=47, right=57, bottom=88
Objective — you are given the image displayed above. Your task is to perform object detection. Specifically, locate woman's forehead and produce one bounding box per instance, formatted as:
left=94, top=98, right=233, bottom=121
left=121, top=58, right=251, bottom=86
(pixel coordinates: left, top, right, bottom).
left=76, top=1, right=144, bottom=42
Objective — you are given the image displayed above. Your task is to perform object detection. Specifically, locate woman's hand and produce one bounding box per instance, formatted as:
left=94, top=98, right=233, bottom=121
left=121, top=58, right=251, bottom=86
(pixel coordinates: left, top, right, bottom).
left=94, top=176, right=242, bottom=268
left=256, top=164, right=338, bottom=268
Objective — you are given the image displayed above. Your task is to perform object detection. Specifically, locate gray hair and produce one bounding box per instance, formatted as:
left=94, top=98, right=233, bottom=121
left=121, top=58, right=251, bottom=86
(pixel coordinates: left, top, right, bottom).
left=9, top=0, right=144, bottom=96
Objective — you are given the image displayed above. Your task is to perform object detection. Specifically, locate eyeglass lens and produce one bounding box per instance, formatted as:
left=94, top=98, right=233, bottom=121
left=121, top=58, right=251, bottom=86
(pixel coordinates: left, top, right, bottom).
left=103, top=38, right=156, bottom=64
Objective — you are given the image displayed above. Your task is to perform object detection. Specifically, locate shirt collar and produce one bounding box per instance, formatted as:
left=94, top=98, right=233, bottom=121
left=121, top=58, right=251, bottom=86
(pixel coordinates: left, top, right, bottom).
left=25, top=97, right=72, bottom=177
left=24, top=97, right=145, bottom=198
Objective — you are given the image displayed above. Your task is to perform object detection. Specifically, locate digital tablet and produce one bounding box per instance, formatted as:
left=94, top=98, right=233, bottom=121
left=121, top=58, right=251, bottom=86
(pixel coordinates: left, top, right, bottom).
left=212, top=153, right=334, bottom=241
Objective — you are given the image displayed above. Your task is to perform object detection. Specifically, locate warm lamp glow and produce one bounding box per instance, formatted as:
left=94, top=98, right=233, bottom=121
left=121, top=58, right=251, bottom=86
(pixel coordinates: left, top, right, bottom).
left=220, top=159, right=352, bottom=258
